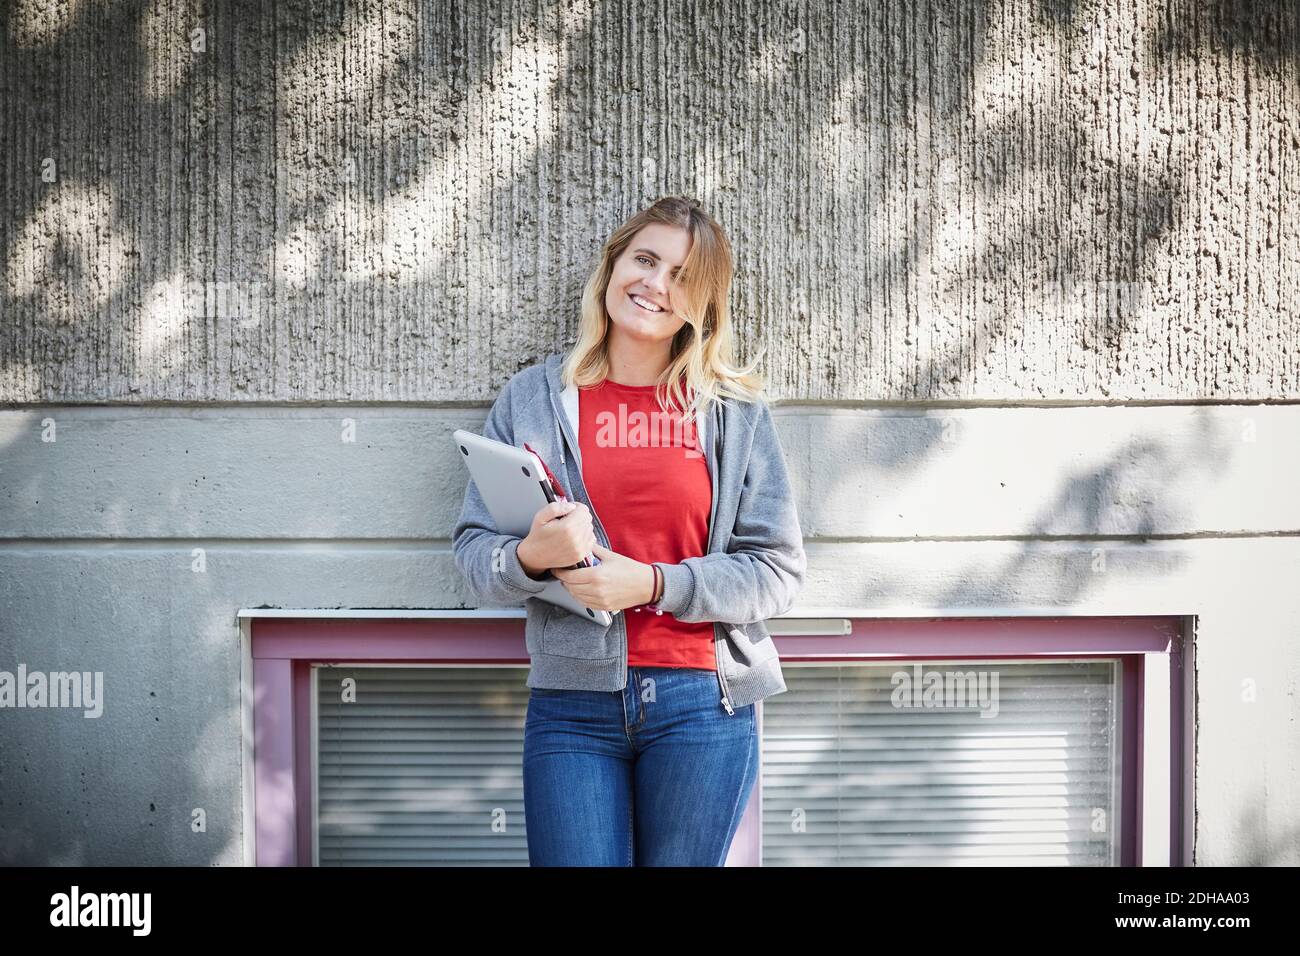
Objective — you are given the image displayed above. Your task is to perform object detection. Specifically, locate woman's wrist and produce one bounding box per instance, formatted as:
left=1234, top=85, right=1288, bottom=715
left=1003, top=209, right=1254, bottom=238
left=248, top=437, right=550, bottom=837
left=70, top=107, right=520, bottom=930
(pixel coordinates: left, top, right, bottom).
left=517, top=537, right=547, bottom=580
left=650, top=563, right=664, bottom=604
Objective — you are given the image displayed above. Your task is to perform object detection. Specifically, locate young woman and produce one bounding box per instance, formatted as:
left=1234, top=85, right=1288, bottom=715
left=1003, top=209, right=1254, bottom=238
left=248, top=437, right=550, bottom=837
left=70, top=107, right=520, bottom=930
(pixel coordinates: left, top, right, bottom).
left=452, top=195, right=806, bottom=866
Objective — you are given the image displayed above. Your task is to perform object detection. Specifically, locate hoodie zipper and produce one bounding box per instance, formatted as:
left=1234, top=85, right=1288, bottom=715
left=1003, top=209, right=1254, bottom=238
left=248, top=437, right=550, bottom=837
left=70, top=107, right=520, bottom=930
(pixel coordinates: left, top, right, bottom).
left=554, top=406, right=565, bottom=466
left=700, top=396, right=736, bottom=715
left=716, top=625, right=735, bottom=715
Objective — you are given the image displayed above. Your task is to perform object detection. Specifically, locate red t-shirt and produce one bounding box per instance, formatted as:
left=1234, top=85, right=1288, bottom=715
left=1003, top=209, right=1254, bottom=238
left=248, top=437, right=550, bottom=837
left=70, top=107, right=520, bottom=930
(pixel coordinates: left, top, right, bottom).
left=579, top=377, right=715, bottom=670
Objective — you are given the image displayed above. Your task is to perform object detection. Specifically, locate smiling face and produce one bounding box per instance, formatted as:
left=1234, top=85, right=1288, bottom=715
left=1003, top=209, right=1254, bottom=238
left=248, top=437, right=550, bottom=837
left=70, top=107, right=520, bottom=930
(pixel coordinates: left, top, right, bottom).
left=603, top=222, right=692, bottom=347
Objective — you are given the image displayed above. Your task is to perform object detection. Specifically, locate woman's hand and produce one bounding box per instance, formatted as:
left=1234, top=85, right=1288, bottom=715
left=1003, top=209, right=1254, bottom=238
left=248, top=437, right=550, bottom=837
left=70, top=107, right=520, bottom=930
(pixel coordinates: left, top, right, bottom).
left=551, top=544, right=657, bottom=613
left=517, top=501, right=596, bottom=578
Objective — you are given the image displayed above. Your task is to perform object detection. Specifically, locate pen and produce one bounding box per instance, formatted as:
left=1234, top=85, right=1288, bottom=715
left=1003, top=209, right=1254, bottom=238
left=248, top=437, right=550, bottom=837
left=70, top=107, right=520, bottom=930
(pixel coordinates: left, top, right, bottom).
left=523, top=441, right=569, bottom=500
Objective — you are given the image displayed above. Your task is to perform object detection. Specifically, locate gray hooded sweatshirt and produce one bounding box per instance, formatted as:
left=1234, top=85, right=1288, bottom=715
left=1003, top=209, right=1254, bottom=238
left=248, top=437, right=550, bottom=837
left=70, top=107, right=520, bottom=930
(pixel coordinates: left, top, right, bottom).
left=452, top=351, right=807, bottom=714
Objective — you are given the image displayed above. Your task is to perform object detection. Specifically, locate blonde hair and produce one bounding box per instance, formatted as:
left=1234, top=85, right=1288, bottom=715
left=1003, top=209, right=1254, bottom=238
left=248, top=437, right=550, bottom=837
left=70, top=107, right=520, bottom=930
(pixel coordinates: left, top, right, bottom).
left=561, top=195, right=765, bottom=429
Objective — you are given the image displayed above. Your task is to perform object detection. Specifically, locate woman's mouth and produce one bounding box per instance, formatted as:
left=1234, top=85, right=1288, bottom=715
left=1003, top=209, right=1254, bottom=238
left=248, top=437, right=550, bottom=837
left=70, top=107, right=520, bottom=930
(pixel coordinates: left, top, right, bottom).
left=629, top=293, right=665, bottom=314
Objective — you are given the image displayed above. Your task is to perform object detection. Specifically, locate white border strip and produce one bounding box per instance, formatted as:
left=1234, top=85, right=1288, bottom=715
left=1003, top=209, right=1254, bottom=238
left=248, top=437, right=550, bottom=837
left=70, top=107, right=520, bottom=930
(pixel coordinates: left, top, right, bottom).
left=1141, top=651, right=1173, bottom=866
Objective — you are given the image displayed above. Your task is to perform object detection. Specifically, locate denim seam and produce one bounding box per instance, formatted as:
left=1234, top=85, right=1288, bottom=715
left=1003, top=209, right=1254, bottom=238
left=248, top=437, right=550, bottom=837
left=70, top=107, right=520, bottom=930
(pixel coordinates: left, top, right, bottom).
left=621, top=676, right=634, bottom=747
left=624, top=676, right=635, bottom=867
left=717, top=719, right=756, bottom=866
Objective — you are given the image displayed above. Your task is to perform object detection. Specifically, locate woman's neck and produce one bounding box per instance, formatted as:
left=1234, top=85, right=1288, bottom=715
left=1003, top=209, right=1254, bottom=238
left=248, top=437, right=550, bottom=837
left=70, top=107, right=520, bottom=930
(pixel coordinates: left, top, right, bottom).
left=605, top=334, right=674, bottom=386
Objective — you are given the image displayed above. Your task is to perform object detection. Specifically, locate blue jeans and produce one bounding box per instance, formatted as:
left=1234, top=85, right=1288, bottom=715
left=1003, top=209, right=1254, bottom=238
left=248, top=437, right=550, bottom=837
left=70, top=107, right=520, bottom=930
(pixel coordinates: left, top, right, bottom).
left=523, top=665, right=759, bottom=866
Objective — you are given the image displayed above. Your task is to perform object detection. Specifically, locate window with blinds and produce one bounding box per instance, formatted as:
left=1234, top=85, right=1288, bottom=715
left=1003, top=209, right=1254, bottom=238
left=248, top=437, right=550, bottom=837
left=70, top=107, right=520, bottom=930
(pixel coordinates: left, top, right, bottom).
left=314, top=665, right=531, bottom=866
left=760, top=659, right=1123, bottom=866
left=312, top=659, right=1122, bottom=866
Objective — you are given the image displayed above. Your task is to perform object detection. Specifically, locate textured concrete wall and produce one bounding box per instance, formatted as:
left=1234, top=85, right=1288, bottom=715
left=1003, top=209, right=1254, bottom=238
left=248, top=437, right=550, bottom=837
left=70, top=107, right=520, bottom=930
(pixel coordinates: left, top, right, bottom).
left=2, top=0, right=1298, bottom=403
left=2, top=403, right=1298, bottom=864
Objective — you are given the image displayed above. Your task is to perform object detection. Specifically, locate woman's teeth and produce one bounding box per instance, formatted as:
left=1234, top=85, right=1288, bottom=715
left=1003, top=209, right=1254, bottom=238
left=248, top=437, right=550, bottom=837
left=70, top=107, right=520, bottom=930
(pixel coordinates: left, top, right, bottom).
left=630, top=294, right=663, bottom=313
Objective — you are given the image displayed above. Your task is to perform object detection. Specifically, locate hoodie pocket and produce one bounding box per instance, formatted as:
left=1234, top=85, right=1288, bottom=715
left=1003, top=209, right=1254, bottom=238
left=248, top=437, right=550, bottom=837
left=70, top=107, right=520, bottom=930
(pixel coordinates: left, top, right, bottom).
left=541, top=604, right=618, bottom=660
left=722, top=621, right=780, bottom=668
left=523, top=597, right=547, bottom=657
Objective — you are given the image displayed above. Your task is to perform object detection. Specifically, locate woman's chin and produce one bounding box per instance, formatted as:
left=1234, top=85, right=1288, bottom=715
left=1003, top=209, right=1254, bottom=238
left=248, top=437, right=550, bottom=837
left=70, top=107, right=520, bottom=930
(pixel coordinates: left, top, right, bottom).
left=612, top=311, right=671, bottom=340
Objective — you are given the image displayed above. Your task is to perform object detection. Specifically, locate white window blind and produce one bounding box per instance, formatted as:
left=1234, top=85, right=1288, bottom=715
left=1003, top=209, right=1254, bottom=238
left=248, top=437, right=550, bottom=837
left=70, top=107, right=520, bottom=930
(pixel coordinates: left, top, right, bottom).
left=315, top=665, right=530, bottom=866
left=760, top=660, right=1122, bottom=866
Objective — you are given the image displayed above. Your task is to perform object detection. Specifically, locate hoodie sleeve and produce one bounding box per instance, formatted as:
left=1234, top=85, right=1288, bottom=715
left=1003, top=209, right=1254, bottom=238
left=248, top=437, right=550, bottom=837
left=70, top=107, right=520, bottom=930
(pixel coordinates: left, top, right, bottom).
left=652, top=399, right=807, bottom=625
left=451, top=379, right=553, bottom=607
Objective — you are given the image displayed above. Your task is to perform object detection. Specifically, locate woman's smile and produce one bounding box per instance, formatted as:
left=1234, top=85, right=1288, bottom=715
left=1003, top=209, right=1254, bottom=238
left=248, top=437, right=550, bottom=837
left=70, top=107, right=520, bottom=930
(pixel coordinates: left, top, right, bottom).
left=629, top=292, right=666, bottom=313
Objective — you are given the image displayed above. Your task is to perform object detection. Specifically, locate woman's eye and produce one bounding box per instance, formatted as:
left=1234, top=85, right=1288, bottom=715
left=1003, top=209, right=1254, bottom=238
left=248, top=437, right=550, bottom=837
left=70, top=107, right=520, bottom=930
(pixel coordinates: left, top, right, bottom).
left=636, top=255, right=652, bottom=266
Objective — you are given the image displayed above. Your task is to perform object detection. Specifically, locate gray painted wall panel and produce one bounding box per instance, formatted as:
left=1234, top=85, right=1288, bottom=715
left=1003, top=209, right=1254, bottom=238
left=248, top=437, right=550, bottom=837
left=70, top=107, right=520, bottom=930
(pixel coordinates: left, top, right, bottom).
left=1, top=404, right=1295, bottom=538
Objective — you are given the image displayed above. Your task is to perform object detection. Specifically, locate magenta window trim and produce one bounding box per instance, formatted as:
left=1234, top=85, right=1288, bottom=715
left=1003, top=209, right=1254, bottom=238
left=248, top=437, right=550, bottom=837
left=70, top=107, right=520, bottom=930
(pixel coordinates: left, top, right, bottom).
left=249, top=614, right=1187, bottom=867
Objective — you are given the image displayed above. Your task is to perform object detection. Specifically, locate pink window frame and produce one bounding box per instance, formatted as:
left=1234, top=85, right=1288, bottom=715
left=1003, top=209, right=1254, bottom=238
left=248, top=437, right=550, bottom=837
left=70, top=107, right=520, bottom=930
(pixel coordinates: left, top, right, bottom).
left=243, top=613, right=1189, bottom=867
